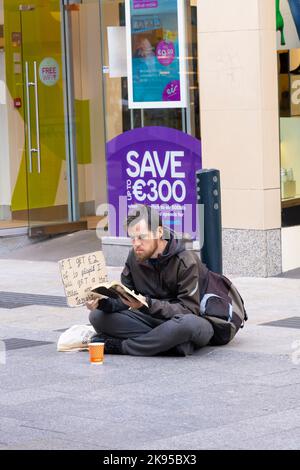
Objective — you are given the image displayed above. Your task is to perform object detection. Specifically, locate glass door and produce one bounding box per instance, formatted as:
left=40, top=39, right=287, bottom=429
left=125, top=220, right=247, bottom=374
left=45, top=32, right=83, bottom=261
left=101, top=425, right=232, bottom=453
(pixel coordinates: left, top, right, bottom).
left=20, top=0, right=70, bottom=233
left=64, top=0, right=107, bottom=228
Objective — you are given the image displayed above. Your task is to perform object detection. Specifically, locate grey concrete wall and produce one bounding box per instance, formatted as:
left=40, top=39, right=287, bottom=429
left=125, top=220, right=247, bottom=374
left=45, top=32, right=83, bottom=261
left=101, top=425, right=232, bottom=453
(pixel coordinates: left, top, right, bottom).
left=223, top=228, right=282, bottom=277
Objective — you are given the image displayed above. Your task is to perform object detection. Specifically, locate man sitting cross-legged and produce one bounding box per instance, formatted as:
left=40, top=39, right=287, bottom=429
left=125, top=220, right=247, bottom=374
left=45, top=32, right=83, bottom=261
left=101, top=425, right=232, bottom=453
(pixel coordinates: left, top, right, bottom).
left=86, top=204, right=215, bottom=357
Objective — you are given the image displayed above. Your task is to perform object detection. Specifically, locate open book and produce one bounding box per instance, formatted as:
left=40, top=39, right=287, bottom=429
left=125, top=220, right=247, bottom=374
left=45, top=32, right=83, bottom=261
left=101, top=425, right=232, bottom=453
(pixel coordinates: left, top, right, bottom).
left=91, top=281, right=148, bottom=308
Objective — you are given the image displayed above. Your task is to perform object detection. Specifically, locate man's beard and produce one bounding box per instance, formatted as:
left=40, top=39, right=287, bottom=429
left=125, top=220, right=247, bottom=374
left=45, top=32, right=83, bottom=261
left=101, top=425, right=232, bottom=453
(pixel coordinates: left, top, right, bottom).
left=134, top=251, right=148, bottom=262
left=134, top=241, right=158, bottom=261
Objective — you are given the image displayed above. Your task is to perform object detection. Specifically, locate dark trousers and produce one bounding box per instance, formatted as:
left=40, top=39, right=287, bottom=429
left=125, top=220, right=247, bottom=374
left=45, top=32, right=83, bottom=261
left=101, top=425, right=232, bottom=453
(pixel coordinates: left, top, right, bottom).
left=89, top=308, right=214, bottom=356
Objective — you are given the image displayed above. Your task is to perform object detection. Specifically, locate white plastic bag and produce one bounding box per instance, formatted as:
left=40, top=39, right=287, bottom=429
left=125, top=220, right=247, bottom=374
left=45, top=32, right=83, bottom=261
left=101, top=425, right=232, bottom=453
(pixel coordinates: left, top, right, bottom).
left=57, top=324, right=96, bottom=352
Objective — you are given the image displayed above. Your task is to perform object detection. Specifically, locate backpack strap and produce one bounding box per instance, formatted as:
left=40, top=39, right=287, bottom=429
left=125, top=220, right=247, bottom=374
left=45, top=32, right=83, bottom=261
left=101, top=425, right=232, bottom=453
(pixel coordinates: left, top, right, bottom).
left=199, top=270, right=209, bottom=301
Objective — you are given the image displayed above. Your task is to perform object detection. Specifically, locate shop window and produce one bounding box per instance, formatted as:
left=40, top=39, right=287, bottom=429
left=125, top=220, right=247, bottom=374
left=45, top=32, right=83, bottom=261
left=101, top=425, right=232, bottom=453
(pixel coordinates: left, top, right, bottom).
left=278, top=49, right=300, bottom=227
left=277, top=0, right=300, bottom=227
left=102, top=0, right=200, bottom=141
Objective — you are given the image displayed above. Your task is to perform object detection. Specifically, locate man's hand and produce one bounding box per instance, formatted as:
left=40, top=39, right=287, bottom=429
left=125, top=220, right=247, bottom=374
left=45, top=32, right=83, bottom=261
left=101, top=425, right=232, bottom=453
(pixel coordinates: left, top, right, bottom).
left=85, top=298, right=99, bottom=311
left=120, top=293, right=146, bottom=310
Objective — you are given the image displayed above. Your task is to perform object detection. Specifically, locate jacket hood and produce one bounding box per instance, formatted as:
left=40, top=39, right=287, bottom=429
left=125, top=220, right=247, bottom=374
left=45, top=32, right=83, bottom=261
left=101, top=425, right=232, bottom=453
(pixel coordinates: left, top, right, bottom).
left=155, top=228, right=186, bottom=264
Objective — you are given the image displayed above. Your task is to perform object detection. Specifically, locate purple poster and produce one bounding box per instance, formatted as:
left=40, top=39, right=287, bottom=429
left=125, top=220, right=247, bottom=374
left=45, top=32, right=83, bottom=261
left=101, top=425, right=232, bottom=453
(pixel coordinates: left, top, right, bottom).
left=106, top=126, right=202, bottom=237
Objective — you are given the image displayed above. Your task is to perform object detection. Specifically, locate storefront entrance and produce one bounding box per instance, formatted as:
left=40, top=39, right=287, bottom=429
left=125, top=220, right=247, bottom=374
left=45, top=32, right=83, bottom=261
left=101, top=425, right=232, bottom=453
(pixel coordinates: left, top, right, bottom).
left=1, top=0, right=200, bottom=236
left=20, top=1, right=70, bottom=233
left=2, top=0, right=82, bottom=235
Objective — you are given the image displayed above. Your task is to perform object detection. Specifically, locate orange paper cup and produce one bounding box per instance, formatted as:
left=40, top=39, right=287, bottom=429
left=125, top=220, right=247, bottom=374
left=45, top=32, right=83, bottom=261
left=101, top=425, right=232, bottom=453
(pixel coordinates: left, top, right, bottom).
left=88, top=342, right=104, bottom=364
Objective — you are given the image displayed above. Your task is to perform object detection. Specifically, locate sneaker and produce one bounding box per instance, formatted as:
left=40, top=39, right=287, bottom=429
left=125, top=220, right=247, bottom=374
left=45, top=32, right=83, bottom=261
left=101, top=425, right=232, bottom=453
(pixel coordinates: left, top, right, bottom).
left=103, top=337, right=123, bottom=355
left=90, top=333, right=107, bottom=343
left=90, top=333, right=123, bottom=354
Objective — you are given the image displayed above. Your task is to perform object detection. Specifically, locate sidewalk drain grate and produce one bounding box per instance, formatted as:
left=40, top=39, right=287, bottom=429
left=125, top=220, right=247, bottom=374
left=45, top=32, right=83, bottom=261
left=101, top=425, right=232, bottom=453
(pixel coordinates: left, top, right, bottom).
left=0, top=291, right=67, bottom=309
left=260, top=316, right=300, bottom=329
left=3, top=338, right=54, bottom=351
left=0, top=300, right=28, bottom=309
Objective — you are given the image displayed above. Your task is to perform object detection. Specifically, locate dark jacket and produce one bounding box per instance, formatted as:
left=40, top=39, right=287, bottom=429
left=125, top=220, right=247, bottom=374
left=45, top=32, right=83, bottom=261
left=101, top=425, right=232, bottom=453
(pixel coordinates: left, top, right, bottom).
left=98, top=232, right=209, bottom=320
left=98, top=231, right=247, bottom=345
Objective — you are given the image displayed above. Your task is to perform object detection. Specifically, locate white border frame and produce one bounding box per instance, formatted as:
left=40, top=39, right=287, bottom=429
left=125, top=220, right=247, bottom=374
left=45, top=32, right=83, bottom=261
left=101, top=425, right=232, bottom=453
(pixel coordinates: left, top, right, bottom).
left=125, top=0, right=187, bottom=109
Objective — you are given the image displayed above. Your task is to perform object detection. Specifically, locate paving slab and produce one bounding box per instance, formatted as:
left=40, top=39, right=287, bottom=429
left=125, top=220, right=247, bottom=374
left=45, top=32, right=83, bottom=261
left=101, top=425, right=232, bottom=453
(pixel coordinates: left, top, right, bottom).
left=0, top=252, right=300, bottom=449
left=0, top=231, right=102, bottom=262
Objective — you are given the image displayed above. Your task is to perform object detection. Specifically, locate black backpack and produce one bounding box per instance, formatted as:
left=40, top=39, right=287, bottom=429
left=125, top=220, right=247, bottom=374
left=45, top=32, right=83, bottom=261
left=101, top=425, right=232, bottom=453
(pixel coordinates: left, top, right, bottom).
left=199, top=271, right=248, bottom=346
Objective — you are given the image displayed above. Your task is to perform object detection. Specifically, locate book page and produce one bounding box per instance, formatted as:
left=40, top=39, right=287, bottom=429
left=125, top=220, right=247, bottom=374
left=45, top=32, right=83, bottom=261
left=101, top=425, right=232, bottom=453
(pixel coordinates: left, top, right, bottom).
left=59, top=251, right=108, bottom=307
left=111, top=283, right=148, bottom=307
left=91, top=283, right=120, bottom=300
left=91, top=282, right=148, bottom=307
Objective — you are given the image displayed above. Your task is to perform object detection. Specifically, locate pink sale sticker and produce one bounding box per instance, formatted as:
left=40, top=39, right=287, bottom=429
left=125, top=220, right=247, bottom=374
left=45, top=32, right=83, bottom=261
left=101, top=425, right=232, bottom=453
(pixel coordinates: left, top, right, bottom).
left=156, top=40, right=175, bottom=66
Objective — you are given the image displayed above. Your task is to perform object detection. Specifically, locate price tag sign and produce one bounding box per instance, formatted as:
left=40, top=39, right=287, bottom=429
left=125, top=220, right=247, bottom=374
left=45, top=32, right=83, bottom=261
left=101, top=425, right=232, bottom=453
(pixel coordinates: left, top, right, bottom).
left=39, top=57, right=60, bottom=86
left=106, top=126, right=202, bottom=237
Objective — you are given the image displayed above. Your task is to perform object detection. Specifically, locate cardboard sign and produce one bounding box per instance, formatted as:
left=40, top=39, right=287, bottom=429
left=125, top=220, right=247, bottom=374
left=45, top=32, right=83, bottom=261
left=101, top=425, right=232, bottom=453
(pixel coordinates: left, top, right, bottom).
left=59, top=251, right=108, bottom=307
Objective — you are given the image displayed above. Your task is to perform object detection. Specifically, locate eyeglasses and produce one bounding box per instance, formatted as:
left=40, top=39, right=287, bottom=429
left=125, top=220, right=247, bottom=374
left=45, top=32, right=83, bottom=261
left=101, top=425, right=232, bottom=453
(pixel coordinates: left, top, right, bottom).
left=129, top=234, right=150, bottom=242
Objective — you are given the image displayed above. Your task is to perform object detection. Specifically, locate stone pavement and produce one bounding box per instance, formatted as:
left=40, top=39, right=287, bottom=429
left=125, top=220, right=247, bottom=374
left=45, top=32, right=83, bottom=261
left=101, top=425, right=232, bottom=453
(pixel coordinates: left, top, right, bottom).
left=0, top=247, right=300, bottom=449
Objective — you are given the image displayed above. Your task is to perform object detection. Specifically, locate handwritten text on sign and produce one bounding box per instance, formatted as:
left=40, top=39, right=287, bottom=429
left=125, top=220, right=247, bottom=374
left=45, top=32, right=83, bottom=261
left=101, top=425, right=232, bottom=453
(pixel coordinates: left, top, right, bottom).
left=59, top=251, right=108, bottom=307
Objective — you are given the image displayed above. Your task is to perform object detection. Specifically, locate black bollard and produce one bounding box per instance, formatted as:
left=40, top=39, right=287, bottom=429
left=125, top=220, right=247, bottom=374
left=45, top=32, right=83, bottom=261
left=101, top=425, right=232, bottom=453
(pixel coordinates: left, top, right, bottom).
left=196, top=169, right=223, bottom=274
